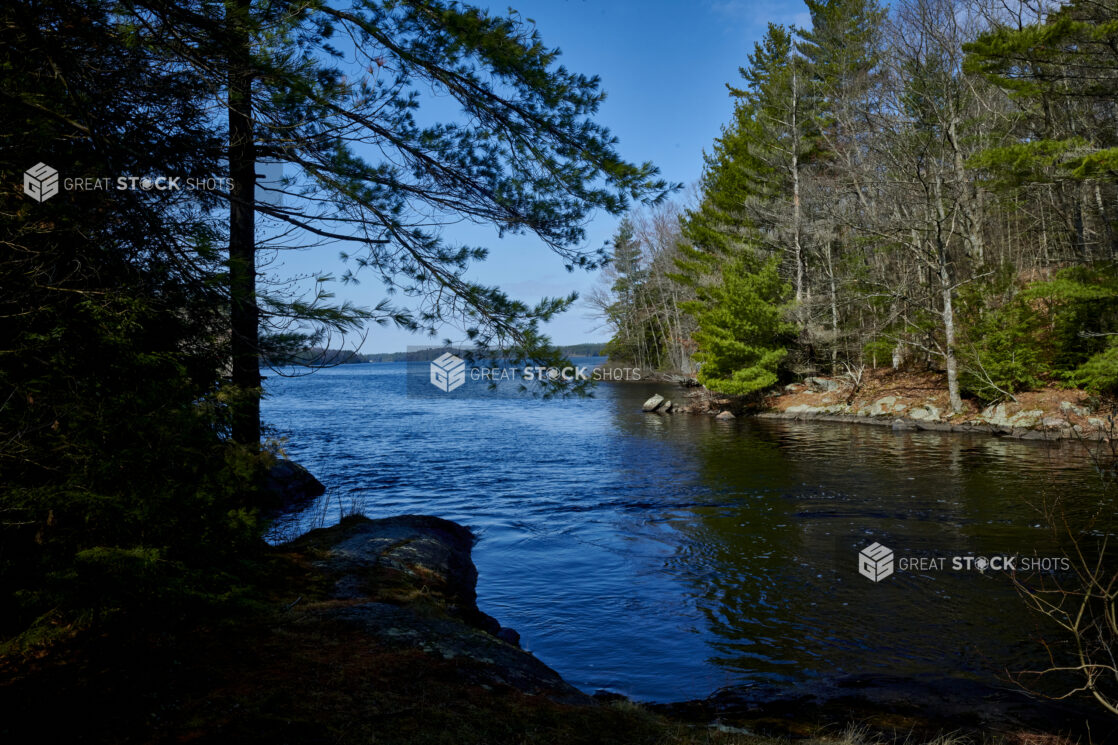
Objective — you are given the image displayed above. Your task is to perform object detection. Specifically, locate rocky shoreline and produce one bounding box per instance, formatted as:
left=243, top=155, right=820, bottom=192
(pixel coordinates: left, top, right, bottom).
left=639, top=370, right=1113, bottom=441
left=7, top=507, right=1105, bottom=743
left=284, top=514, right=589, bottom=704
left=288, top=514, right=1110, bottom=743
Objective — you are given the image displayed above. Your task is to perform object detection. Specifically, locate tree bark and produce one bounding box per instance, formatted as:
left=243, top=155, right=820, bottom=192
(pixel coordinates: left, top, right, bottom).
left=939, top=252, right=964, bottom=414
left=791, top=67, right=805, bottom=306
left=228, top=0, right=260, bottom=447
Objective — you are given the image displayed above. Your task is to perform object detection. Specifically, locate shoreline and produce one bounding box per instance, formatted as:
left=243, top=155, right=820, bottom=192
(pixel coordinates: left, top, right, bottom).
left=283, top=515, right=1114, bottom=742
left=750, top=407, right=1103, bottom=440
left=633, top=369, right=1112, bottom=442
left=4, top=511, right=1110, bottom=743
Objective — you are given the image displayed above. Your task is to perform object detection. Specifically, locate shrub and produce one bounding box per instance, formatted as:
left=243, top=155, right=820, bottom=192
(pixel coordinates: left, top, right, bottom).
left=959, top=298, right=1047, bottom=402
left=1074, top=341, right=1118, bottom=394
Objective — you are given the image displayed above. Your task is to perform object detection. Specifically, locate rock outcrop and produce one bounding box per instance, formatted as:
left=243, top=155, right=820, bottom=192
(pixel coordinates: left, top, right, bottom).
left=286, top=515, right=590, bottom=705
left=632, top=372, right=1107, bottom=440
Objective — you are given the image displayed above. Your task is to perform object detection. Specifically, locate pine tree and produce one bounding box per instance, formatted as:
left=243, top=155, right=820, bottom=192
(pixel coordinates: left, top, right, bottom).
left=1, top=0, right=263, bottom=640
left=123, top=0, right=674, bottom=444
left=727, top=24, right=823, bottom=306
left=677, top=24, right=818, bottom=387
left=602, top=219, right=648, bottom=365
left=964, top=0, right=1118, bottom=257
left=796, top=0, right=886, bottom=366
left=686, top=253, right=793, bottom=396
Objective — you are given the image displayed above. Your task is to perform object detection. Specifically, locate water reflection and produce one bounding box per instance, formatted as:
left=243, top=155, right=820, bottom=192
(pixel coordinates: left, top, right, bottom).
left=606, top=392, right=1107, bottom=696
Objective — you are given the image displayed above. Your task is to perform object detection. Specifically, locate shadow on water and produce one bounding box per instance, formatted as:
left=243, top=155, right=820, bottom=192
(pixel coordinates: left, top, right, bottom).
left=264, top=364, right=1115, bottom=737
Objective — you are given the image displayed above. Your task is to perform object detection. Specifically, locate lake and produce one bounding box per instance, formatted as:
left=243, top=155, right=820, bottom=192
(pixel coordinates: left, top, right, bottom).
left=263, top=359, right=1109, bottom=709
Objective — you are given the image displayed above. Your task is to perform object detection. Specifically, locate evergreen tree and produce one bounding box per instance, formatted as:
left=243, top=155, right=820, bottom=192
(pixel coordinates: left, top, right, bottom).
left=686, top=253, right=793, bottom=396
left=1, top=0, right=263, bottom=641
left=124, top=0, right=673, bottom=444
left=965, top=0, right=1118, bottom=254
left=602, top=220, right=647, bottom=365
left=677, top=24, right=818, bottom=386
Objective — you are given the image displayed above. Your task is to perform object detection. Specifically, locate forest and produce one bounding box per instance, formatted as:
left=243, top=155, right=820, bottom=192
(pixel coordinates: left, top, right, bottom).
left=593, top=0, right=1118, bottom=412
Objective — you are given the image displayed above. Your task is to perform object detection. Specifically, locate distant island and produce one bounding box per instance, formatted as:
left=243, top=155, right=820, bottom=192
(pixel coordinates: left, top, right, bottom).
left=275, top=343, right=608, bottom=366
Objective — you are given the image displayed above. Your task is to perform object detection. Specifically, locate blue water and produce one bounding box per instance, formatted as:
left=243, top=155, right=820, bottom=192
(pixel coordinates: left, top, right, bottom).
left=263, top=360, right=1105, bottom=703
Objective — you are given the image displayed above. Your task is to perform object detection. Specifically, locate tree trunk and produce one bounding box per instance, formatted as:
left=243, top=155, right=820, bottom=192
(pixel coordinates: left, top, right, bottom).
left=826, top=240, right=839, bottom=373
left=940, top=256, right=963, bottom=414
left=228, top=0, right=260, bottom=447
left=791, top=67, right=805, bottom=306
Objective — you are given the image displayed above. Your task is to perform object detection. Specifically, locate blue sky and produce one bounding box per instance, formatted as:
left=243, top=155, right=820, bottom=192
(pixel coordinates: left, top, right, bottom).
left=273, top=0, right=810, bottom=353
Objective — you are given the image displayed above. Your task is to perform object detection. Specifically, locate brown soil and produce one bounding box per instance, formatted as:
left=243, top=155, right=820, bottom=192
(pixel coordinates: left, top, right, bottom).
left=773, top=369, right=963, bottom=414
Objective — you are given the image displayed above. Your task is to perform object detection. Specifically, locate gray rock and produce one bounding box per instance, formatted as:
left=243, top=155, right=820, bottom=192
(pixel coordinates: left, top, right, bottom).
left=260, top=459, right=326, bottom=513
left=1041, top=416, right=1068, bottom=430
left=660, top=400, right=673, bottom=413
left=641, top=394, right=665, bottom=412
left=288, top=516, right=589, bottom=705
left=804, top=376, right=841, bottom=392
left=1059, top=401, right=1089, bottom=417
left=1009, top=409, right=1044, bottom=428
left=909, top=404, right=941, bottom=422
left=869, top=396, right=898, bottom=416
left=892, top=418, right=916, bottom=431
left=313, top=515, right=482, bottom=610
left=980, top=403, right=1012, bottom=427
left=715, top=410, right=736, bottom=420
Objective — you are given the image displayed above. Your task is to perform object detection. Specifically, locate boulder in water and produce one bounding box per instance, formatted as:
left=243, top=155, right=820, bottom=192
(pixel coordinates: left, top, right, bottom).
left=260, top=459, right=326, bottom=513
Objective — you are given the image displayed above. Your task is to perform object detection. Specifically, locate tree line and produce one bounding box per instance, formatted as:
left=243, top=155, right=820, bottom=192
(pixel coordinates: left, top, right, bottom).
left=595, top=0, right=1118, bottom=411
